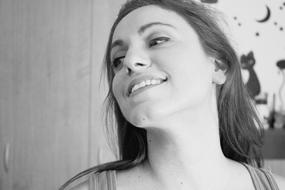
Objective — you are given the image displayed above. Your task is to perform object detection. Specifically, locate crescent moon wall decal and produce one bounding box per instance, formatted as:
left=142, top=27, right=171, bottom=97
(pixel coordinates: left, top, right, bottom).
left=256, top=5, right=271, bottom=23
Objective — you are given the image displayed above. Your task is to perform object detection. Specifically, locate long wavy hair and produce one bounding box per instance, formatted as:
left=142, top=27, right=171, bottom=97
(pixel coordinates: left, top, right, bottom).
left=59, top=0, right=264, bottom=189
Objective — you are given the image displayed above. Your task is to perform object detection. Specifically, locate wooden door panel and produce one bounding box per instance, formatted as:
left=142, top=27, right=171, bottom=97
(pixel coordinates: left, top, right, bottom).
left=0, top=0, right=93, bottom=189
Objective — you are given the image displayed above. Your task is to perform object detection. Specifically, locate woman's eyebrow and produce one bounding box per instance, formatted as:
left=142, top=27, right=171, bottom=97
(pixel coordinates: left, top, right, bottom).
left=138, top=22, right=176, bottom=34
left=111, top=22, right=175, bottom=51
left=111, top=39, right=124, bottom=51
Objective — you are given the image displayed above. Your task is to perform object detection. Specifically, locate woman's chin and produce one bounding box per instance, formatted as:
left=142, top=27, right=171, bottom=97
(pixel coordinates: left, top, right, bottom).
left=126, top=106, right=169, bottom=128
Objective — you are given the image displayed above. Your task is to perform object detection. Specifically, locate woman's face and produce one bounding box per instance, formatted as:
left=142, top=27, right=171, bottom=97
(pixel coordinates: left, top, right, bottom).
left=111, top=5, right=216, bottom=127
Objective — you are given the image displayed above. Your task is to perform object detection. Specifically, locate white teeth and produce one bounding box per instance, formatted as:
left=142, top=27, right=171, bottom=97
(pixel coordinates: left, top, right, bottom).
left=140, top=81, right=146, bottom=88
left=130, top=79, right=164, bottom=94
left=151, top=80, right=160, bottom=85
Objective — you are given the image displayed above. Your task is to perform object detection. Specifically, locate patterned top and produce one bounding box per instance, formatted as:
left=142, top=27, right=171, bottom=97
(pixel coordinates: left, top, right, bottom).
left=87, top=163, right=280, bottom=190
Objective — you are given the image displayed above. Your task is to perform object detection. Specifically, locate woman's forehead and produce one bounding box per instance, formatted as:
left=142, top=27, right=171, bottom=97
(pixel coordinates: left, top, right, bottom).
left=112, top=5, right=191, bottom=41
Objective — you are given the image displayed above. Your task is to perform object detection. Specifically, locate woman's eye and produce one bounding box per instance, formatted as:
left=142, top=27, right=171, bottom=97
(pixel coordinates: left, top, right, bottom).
left=149, top=37, right=170, bottom=47
left=112, top=56, right=125, bottom=70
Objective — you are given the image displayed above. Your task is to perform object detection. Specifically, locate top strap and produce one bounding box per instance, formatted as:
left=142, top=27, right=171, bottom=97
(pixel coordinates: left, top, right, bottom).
left=87, top=164, right=280, bottom=190
left=242, top=163, right=279, bottom=190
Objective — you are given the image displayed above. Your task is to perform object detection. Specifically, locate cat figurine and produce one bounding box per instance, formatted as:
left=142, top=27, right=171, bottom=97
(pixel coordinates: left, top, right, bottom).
left=240, top=51, right=261, bottom=99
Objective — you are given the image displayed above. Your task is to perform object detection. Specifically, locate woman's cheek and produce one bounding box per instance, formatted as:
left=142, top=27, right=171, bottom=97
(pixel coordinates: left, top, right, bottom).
left=112, top=78, right=121, bottom=103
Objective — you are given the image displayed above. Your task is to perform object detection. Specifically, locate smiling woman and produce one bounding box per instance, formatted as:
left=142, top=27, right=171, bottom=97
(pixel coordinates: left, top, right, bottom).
left=59, top=0, right=285, bottom=190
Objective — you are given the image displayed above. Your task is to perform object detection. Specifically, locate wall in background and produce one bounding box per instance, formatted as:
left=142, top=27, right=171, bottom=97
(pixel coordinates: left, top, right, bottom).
left=208, top=0, right=285, bottom=121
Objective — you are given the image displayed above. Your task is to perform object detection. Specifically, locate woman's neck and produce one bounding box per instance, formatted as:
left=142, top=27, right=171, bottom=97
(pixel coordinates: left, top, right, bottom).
left=141, top=104, right=237, bottom=189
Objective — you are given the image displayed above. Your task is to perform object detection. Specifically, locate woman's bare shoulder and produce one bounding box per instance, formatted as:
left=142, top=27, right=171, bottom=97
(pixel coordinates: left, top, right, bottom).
left=272, top=173, right=285, bottom=189
left=116, top=168, right=137, bottom=190
left=116, top=166, right=150, bottom=190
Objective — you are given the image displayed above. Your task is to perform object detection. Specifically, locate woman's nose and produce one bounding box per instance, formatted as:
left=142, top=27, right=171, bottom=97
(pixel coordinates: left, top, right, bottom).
left=123, top=48, right=151, bottom=75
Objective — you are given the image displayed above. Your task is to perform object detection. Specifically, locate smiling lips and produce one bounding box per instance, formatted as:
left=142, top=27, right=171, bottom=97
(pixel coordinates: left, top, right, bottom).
left=128, top=77, right=167, bottom=96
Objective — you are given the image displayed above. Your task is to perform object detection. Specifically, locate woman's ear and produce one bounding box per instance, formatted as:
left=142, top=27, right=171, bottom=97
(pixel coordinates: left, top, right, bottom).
left=212, top=59, right=227, bottom=85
